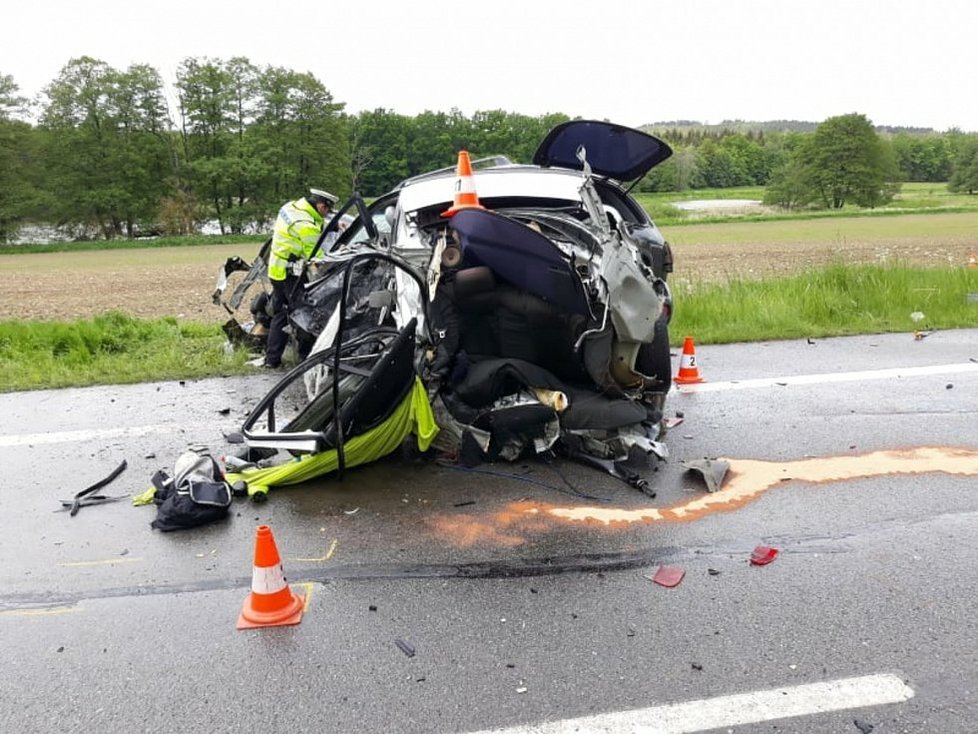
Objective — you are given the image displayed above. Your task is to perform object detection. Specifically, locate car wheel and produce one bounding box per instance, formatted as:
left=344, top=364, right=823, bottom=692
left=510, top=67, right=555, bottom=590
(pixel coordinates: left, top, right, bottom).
left=637, top=317, right=672, bottom=393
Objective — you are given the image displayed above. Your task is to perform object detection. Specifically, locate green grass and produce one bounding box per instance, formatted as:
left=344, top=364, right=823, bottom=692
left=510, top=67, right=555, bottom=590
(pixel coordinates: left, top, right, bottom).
left=670, top=263, right=978, bottom=344
left=641, top=185, right=768, bottom=204
left=636, top=182, right=978, bottom=226
left=884, top=182, right=978, bottom=210
left=665, top=211, right=978, bottom=246
left=2, top=264, right=976, bottom=392
left=0, top=233, right=266, bottom=256
left=0, top=311, right=253, bottom=392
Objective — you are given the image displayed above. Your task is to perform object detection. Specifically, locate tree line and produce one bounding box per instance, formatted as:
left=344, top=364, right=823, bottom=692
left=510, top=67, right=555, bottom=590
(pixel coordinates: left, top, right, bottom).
left=2, top=57, right=978, bottom=243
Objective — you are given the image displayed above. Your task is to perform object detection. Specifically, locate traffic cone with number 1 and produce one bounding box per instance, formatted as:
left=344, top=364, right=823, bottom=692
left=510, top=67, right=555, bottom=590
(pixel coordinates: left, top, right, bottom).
left=441, top=150, right=486, bottom=218
left=237, top=525, right=305, bottom=630
left=674, top=336, right=705, bottom=385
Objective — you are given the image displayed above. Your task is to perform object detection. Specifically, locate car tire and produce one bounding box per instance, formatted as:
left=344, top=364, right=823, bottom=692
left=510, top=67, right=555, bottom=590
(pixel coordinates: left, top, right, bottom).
left=637, top=317, right=672, bottom=393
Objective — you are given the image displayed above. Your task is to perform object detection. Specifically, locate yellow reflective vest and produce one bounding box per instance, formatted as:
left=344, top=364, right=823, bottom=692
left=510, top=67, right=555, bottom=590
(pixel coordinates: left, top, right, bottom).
left=268, top=197, right=324, bottom=281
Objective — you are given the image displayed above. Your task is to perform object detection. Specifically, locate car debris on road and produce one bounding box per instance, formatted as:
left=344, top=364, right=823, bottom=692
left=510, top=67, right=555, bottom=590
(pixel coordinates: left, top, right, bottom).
left=214, top=121, right=679, bottom=499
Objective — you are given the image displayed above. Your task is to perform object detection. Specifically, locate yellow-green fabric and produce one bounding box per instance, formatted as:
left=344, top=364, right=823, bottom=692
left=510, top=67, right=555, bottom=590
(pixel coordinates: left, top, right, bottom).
left=268, top=197, right=324, bottom=281
left=225, top=378, right=439, bottom=497
left=132, top=485, right=157, bottom=506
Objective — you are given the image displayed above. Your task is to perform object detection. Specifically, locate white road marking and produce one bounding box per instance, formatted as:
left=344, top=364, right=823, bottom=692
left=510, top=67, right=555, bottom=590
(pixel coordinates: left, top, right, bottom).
left=469, top=673, right=914, bottom=734
left=0, top=423, right=184, bottom=447
left=3, top=365, right=973, bottom=446
left=679, top=362, right=978, bottom=393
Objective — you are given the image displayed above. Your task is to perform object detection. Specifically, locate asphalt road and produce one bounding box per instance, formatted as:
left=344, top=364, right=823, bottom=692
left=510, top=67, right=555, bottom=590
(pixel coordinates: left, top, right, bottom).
left=1, top=329, right=977, bottom=733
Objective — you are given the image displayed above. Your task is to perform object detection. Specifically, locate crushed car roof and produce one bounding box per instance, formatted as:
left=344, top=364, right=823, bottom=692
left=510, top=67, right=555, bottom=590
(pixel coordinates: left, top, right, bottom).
left=532, top=120, right=672, bottom=182
left=396, top=166, right=586, bottom=213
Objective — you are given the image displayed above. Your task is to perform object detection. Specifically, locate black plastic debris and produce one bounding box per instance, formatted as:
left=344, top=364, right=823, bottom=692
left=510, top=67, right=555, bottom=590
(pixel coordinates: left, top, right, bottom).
left=681, top=458, right=730, bottom=493
left=59, top=460, right=128, bottom=516
left=853, top=719, right=875, bottom=733
left=394, top=639, right=416, bottom=658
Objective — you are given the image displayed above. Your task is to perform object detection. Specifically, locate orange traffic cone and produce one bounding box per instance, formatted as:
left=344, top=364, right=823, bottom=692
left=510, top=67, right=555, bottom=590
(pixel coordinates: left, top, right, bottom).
left=237, top=525, right=305, bottom=630
left=674, top=336, right=705, bottom=385
left=441, top=150, right=485, bottom=218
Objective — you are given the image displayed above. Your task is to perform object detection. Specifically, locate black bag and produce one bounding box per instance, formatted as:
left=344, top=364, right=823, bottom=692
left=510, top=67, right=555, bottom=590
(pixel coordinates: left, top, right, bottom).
left=150, top=452, right=232, bottom=532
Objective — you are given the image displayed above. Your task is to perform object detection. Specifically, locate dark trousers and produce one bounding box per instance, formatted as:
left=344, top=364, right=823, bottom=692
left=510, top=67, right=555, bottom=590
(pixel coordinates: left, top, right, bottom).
left=265, top=276, right=299, bottom=367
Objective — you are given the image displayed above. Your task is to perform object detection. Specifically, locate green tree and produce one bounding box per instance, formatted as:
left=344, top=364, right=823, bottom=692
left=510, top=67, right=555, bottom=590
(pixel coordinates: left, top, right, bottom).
left=175, top=57, right=239, bottom=233
left=717, top=133, right=772, bottom=185
left=0, top=73, right=44, bottom=242
left=0, top=73, right=27, bottom=120
left=407, top=109, right=470, bottom=175
left=891, top=133, right=953, bottom=182
left=38, top=58, right=174, bottom=239
left=763, top=156, right=816, bottom=209
left=763, top=132, right=817, bottom=209
left=350, top=108, right=411, bottom=195
left=106, top=64, right=173, bottom=236
left=252, top=66, right=349, bottom=217
left=948, top=135, right=978, bottom=194
left=693, top=139, right=739, bottom=188
left=637, top=155, right=679, bottom=192
left=803, top=113, right=900, bottom=208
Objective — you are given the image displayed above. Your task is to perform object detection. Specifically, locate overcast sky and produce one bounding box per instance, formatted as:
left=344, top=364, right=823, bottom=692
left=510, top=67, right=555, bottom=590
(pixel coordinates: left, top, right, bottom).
left=4, top=0, right=976, bottom=131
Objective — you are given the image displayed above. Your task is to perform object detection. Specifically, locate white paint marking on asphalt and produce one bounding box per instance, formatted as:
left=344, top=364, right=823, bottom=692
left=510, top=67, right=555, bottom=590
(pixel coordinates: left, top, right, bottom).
left=0, top=423, right=185, bottom=447
left=469, top=673, right=914, bottom=734
left=59, top=558, right=144, bottom=568
left=679, top=362, right=978, bottom=393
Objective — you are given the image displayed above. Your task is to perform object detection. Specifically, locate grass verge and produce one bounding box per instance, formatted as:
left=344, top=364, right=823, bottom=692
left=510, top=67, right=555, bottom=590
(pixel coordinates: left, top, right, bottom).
left=0, top=233, right=266, bottom=256
left=0, top=311, right=254, bottom=392
left=1, top=264, right=976, bottom=392
left=670, top=263, right=978, bottom=343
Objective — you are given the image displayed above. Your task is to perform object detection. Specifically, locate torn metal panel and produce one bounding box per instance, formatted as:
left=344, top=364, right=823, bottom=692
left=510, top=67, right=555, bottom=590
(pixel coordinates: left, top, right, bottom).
left=681, top=458, right=730, bottom=493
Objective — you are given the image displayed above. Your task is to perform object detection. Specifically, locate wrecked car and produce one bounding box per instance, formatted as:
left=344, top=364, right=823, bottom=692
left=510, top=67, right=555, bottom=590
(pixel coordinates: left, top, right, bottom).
left=221, top=121, right=676, bottom=497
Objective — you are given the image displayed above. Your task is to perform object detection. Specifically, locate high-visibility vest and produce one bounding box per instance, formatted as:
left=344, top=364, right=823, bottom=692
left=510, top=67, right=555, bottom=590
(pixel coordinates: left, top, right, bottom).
left=268, top=198, right=324, bottom=281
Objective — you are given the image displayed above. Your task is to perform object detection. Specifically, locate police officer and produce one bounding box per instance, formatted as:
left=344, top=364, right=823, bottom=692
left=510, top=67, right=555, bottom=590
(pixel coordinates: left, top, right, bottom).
left=264, top=188, right=338, bottom=368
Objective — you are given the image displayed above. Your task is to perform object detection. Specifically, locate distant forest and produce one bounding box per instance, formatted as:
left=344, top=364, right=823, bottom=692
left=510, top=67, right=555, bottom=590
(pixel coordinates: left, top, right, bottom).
left=647, top=120, right=939, bottom=135
left=2, top=57, right=977, bottom=243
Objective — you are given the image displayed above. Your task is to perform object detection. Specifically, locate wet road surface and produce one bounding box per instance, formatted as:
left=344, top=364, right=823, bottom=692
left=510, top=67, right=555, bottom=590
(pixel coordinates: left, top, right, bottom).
left=2, top=329, right=977, bottom=732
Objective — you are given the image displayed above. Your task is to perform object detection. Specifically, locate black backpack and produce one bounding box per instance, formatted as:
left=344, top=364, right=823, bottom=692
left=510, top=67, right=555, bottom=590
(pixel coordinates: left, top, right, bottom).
left=149, top=452, right=232, bottom=532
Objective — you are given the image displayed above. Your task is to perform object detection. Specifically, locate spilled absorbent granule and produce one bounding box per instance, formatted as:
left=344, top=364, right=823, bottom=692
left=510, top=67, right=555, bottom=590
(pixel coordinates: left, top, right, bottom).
left=548, top=446, right=978, bottom=526
left=428, top=447, right=978, bottom=546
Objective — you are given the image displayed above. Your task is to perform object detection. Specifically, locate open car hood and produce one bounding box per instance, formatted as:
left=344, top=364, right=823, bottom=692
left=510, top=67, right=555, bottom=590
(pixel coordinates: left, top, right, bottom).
left=532, top=120, right=672, bottom=182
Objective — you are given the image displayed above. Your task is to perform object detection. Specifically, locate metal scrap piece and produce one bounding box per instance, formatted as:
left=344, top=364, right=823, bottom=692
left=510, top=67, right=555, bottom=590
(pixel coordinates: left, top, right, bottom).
left=394, top=638, right=416, bottom=658
left=681, top=458, right=730, bottom=493
left=61, top=460, right=128, bottom=516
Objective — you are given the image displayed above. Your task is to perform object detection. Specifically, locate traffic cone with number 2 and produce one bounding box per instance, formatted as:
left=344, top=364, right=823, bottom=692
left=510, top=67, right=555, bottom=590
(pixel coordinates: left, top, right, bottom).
left=237, top=525, right=305, bottom=629
left=674, top=336, right=705, bottom=385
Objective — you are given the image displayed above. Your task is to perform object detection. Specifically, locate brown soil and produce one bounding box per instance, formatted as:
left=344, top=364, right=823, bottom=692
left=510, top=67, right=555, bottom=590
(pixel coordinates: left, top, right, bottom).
left=669, top=235, right=978, bottom=286
left=1, top=235, right=976, bottom=323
